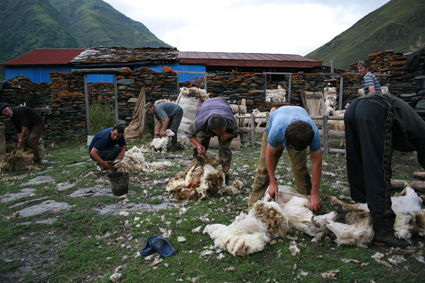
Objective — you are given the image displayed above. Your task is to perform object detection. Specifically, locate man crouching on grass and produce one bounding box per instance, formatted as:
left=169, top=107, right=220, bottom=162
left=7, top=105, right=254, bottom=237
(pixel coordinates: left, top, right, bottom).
left=89, top=125, right=127, bottom=172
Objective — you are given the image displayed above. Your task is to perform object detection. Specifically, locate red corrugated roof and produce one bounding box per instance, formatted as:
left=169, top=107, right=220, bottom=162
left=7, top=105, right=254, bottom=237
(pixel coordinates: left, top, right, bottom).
left=1, top=49, right=86, bottom=66
left=178, top=51, right=322, bottom=68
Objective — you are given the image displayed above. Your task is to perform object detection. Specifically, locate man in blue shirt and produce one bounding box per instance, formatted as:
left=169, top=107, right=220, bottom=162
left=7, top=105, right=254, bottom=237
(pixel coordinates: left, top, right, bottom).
left=145, top=102, right=183, bottom=152
left=89, top=125, right=127, bottom=172
left=248, top=106, right=323, bottom=212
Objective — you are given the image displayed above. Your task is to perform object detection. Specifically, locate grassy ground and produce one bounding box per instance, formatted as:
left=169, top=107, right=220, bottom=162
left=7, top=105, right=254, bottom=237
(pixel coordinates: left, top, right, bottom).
left=0, top=134, right=424, bottom=283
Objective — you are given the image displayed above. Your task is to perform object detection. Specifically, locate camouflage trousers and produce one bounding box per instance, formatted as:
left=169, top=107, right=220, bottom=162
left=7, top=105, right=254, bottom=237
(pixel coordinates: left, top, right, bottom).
left=248, top=131, right=312, bottom=209
left=192, top=136, right=232, bottom=174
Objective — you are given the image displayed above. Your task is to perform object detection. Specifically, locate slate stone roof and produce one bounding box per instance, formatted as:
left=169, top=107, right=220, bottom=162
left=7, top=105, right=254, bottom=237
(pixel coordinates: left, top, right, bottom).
left=70, top=47, right=179, bottom=64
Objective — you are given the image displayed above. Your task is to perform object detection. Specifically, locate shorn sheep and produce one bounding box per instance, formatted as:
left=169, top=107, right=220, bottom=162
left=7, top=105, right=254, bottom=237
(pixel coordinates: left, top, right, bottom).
left=203, top=185, right=337, bottom=257
left=146, top=129, right=174, bottom=152
left=263, top=185, right=338, bottom=242
left=166, top=155, right=242, bottom=200
left=203, top=200, right=289, bottom=256
left=326, top=186, right=425, bottom=247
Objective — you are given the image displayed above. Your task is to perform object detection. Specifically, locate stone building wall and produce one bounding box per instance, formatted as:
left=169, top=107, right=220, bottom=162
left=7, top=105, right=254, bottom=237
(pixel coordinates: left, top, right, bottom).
left=1, top=50, right=424, bottom=141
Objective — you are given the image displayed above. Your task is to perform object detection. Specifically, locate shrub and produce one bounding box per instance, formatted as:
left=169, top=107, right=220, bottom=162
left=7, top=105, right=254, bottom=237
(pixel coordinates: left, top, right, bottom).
left=89, top=99, right=116, bottom=135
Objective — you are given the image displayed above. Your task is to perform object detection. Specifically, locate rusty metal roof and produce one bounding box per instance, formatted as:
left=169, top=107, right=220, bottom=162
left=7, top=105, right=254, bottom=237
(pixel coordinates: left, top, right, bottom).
left=178, top=51, right=322, bottom=68
left=2, top=48, right=321, bottom=69
left=1, top=49, right=86, bottom=65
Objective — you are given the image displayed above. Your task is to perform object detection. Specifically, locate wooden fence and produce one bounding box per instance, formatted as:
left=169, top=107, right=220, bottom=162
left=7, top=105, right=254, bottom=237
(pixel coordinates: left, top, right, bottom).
left=235, top=113, right=345, bottom=154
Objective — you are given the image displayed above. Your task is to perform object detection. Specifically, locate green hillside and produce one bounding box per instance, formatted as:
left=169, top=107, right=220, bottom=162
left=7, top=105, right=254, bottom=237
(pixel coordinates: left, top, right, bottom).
left=0, top=0, right=171, bottom=80
left=306, top=0, right=425, bottom=70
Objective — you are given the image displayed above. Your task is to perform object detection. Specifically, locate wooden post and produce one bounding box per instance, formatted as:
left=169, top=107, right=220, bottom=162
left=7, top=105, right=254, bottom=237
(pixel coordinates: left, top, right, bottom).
left=84, top=74, right=90, bottom=135
left=114, top=74, right=119, bottom=126
left=251, top=113, right=255, bottom=147
left=323, top=115, right=329, bottom=154
left=339, top=76, right=344, bottom=110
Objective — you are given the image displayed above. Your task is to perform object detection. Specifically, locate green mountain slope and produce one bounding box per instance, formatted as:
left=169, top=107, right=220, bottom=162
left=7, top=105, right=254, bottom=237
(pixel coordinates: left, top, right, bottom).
left=0, top=0, right=171, bottom=79
left=306, top=0, right=425, bottom=70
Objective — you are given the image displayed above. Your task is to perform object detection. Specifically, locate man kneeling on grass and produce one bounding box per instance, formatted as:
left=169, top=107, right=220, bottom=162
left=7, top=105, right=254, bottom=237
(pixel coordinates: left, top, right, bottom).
left=89, top=125, right=127, bottom=172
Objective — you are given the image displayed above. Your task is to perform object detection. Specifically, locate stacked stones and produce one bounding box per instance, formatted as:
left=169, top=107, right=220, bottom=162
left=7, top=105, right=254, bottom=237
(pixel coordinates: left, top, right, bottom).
left=1, top=49, right=424, bottom=140
left=348, top=50, right=425, bottom=107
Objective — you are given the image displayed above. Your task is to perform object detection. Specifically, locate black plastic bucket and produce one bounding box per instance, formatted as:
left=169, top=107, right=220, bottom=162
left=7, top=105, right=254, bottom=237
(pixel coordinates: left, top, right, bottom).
left=107, top=171, right=129, bottom=196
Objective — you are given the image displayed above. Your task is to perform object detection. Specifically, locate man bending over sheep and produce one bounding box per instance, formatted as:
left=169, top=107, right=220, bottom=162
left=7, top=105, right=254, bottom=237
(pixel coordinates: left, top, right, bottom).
left=1, top=103, right=45, bottom=165
left=248, top=106, right=323, bottom=212
left=145, top=101, right=183, bottom=152
left=185, top=97, right=240, bottom=185
left=89, top=125, right=127, bottom=172
left=343, top=61, right=425, bottom=247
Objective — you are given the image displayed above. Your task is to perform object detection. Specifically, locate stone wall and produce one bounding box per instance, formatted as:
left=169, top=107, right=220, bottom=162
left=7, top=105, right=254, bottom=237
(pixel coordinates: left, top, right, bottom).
left=1, top=50, right=424, bottom=141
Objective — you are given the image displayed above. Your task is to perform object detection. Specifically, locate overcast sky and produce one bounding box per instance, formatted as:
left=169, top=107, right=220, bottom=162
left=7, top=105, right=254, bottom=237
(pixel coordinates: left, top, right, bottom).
left=102, top=0, right=390, bottom=56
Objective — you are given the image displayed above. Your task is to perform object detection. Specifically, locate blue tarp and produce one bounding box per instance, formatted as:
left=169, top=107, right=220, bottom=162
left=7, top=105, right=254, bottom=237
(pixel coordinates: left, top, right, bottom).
left=5, top=63, right=206, bottom=83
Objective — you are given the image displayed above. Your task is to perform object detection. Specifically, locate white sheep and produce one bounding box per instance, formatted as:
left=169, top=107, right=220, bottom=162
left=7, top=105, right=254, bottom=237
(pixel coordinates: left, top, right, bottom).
left=327, top=110, right=345, bottom=147
left=325, top=210, right=374, bottom=248
left=326, top=186, right=425, bottom=241
left=166, top=155, right=240, bottom=200
left=266, top=86, right=286, bottom=102
left=203, top=200, right=289, bottom=257
left=245, top=108, right=276, bottom=128
left=262, top=185, right=338, bottom=242
left=116, top=146, right=171, bottom=173
left=148, top=129, right=175, bottom=152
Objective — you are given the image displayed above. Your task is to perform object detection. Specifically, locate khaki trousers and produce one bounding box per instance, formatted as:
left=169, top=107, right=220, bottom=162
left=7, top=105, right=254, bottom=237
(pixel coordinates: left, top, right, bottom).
left=25, top=118, right=45, bottom=161
left=248, top=131, right=311, bottom=208
left=192, top=136, right=232, bottom=174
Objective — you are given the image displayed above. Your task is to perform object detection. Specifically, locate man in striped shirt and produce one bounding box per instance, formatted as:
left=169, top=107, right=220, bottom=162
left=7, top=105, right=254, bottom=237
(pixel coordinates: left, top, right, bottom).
left=358, top=60, right=382, bottom=95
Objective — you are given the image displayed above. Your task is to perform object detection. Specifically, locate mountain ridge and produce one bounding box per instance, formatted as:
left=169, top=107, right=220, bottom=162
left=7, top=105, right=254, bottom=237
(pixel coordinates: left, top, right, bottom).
left=306, top=0, right=425, bottom=70
left=0, top=0, right=171, bottom=79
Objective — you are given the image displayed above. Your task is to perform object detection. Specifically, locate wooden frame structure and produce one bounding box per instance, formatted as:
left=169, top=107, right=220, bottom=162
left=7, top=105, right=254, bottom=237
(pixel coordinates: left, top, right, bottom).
left=71, top=68, right=125, bottom=135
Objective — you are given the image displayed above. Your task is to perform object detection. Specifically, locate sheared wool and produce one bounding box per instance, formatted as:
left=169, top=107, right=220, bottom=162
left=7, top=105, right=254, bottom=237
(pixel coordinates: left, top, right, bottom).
left=203, top=201, right=289, bottom=257
left=1, top=147, right=35, bottom=171
left=166, top=155, right=228, bottom=200
left=116, top=146, right=171, bottom=173
left=155, top=99, right=171, bottom=105
left=176, top=87, right=209, bottom=103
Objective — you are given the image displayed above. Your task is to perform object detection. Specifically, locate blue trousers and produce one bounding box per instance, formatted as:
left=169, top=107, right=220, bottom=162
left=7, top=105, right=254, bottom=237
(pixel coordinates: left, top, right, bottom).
left=344, top=97, right=395, bottom=219
left=98, top=145, right=121, bottom=162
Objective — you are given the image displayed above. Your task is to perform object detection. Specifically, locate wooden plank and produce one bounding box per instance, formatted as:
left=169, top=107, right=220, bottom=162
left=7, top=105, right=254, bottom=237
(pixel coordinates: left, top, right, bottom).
left=413, top=172, right=425, bottom=180
left=251, top=113, right=255, bottom=147
left=391, top=180, right=425, bottom=193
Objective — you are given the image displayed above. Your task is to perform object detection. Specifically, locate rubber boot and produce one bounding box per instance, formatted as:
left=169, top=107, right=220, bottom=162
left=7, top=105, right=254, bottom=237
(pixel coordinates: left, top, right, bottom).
left=168, top=135, right=177, bottom=152
left=225, top=174, right=230, bottom=186
left=372, top=216, right=411, bottom=247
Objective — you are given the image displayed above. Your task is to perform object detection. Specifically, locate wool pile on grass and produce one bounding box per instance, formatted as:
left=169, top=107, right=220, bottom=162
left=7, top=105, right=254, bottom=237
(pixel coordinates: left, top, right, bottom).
left=0, top=147, right=39, bottom=171
left=116, top=146, right=171, bottom=173
left=203, top=201, right=289, bottom=257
